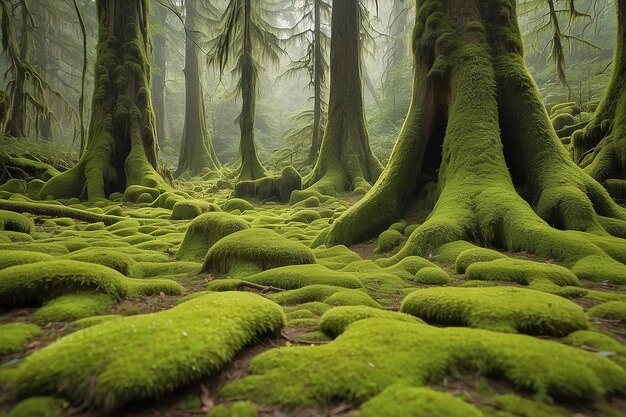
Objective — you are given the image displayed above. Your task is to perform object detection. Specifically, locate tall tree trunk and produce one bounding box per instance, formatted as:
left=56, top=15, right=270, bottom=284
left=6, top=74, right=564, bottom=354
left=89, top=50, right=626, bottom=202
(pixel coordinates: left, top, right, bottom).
left=573, top=2, right=626, bottom=199
left=33, top=6, right=54, bottom=141
left=7, top=0, right=29, bottom=138
left=40, top=0, right=166, bottom=201
left=319, top=0, right=626, bottom=282
left=236, top=0, right=266, bottom=181
left=175, top=0, right=220, bottom=178
left=151, top=3, right=168, bottom=148
left=304, top=0, right=382, bottom=195
left=307, top=0, right=324, bottom=165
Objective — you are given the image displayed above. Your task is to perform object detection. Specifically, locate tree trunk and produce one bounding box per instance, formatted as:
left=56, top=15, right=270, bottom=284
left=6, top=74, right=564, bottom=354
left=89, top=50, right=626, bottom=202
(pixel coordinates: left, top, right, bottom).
left=40, top=0, right=166, bottom=201
left=175, top=0, right=220, bottom=178
left=572, top=1, right=626, bottom=199
left=304, top=0, right=382, bottom=195
left=307, top=0, right=324, bottom=165
left=319, top=0, right=626, bottom=281
left=236, top=0, right=266, bottom=181
left=33, top=6, right=54, bottom=142
left=7, top=0, right=29, bottom=138
left=151, top=4, right=168, bottom=148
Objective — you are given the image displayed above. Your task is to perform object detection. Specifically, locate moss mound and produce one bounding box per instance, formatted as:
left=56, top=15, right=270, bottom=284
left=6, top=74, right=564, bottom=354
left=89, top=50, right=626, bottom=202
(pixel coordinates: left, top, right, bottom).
left=0, top=260, right=183, bottom=307
left=0, top=210, right=33, bottom=234
left=32, top=293, right=116, bottom=324
left=320, top=306, right=422, bottom=338
left=206, top=401, right=259, bottom=417
left=203, top=228, right=316, bottom=277
left=0, top=323, right=42, bottom=356
left=15, top=292, right=285, bottom=412
left=7, top=396, right=66, bottom=417
left=360, top=385, right=483, bottom=417
left=0, top=250, right=53, bottom=270
left=176, top=212, right=250, bottom=262
left=222, top=319, right=626, bottom=406
left=270, top=285, right=381, bottom=308
left=588, top=301, right=626, bottom=323
left=412, top=267, right=452, bottom=285
left=465, top=258, right=579, bottom=286
left=376, top=229, right=405, bottom=253
left=245, top=264, right=362, bottom=290
left=223, top=198, right=254, bottom=212
left=401, top=287, right=588, bottom=336
left=61, top=248, right=136, bottom=275
left=454, top=247, right=506, bottom=273
left=170, top=199, right=218, bottom=220
left=234, top=166, right=302, bottom=203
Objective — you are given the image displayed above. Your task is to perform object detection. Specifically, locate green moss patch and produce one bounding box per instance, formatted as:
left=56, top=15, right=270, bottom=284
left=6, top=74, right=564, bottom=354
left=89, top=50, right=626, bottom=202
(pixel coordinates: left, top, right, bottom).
left=245, top=264, right=363, bottom=290
left=588, top=301, right=626, bottom=323
left=7, top=396, right=67, bottom=417
left=223, top=198, right=254, bottom=212
left=360, top=385, right=483, bottom=417
left=412, top=267, right=452, bottom=285
left=206, top=401, right=259, bottom=417
left=222, top=318, right=626, bottom=406
left=0, top=323, right=42, bottom=356
left=0, top=210, right=33, bottom=234
left=320, top=306, right=423, bottom=338
left=176, top=212, right=250, bottom=262
left=0, top=250, right=53, bottom=270
left=203, top=228, right=315, bottom=277
left=401, top=287, right=588, bottom=335
left=465, top=258, right=579, bottom=286
left=455, top=247, right=506, bottom=273
left=0, top=260, right=183, bottom=307
left=61, top=248, right=136, bottom=275
left=32, top=293, right=116, bottom=324
left=270, top=285, right=381, bottom=308
left=376, top=229, right=405, bottom=253
left=15, top=292, right=285, bottom=412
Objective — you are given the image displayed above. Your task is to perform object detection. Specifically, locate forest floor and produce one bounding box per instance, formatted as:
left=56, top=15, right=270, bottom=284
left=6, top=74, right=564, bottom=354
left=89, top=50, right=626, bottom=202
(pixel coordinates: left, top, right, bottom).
left=1, top=138, right=626, bottom=417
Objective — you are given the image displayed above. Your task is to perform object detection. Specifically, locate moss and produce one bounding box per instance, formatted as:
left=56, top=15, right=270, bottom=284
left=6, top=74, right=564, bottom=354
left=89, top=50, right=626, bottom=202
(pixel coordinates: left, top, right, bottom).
left=15, top=292, right=285, bottom=412
left=32, top=293, right=116, bottom=324
left=7, top=397, right=67, bottom=417
left=0, top=250, right=53, bottom=270
left=481, top=394, right=567, bottom=417
left=136, top=192, right=154, bottom=204
left=314, top=245, right=363, bottom=270
left=69, top=315, right=122, bottom=330
left=61, top=248, right=135, bottom=275
left=320, top=306, right=423, bottom=338
left=222, top=318, right=626, bottom=406
left=0, top=231, right=34, bottom=242
left=270, top=285, right=381, bottom=308
left=245, top=264, right=362, bottom=290
left=572, top=255, right=626, bottom=285
left=289, top=209, right=321, bottom=224
left=0, top=260, right=183, bottom=307
left=0, top=210, right=33, bottom=234
left=206, top=401, right=259, bottom=417
left=0, top=243, right=69, bottom=256
left=223, top=198, right=254, bottom=212
left=455, top=247, right=507, bottom=273
left=376, top=230, right=405, bottom=253
left=588, top=301, right=626, bottom=323
left=412, top=266, right=452, bottom=285
left=170, top=199, right=218, bottom=220
left=0, top=179, right=27, bottom=193
left=293, top=196, right=321, bottom=208
left=287, top=318, right=320, bottom=328
left=130, top=261, right=201, bottom=278
left=401, top=287, right=588, bottom=336
left=123, top=185, right=160, bottom=203
left=465, top=258, right=579, bottom=286
left=360, top=385, right=483, bottom=417
left=0, top=323, right=42, bottom=356
left=203, top=228, right=316, bottom=277
left=436, top=240, right=481, bottom=262
left=234, top=167, right=302, bottom=203
left=551, top=113, right=577, bottom=130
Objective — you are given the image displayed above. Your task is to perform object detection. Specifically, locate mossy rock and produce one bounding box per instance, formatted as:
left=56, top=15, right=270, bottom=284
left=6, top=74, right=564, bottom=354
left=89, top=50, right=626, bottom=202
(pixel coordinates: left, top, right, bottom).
left=176, top=212, right=251, bottom=262
left=0, top=210, right=33, bottom=234
left=270, top=285, right=381, bottom=308
left=223, top=198, right=254, bottom=212
left=412, top=267, right=451, bottom=285
left=203, top=228, right=316, bottom=277
left=69, top=315, right=122, bottom=330
left=0, top=260, right=183, bottom=307
left=376, top=229, right=405, bottom=253
left=288, top=209, right=321, bottom=224
left=551, top=113, right=576, bottom=130
left=130, top=261, right=201, bottom=278
left=234, top=166, right=302, bottom=203
left=401, top=286, right=588, bottom=336
left=61, top=248, right=136, bottom=275
left=455, top=247, right=506, bottom=273
left=206, top=401, right=259, bottom=417
left=0, top=323, right=42, bottom=355
left=170, top=199, right=218, bottom=220
left=588, top=301, right=626, bottom=323
left=123, top=185, right=160, bottom=203
left=222, top=318, right=626, bottom=406
left=320, top=306, right=422, bottom=338
left=360, top=385, right=483, bottom=417
left=466, top=258, right=579, bottom=286
left=136, top=192, right=154, bottom=204
left=32, top=293, right=116, bottom=324
left=14, top=292, right=285, bottom=412
left=0, top=250, right=53, bottom=270
left=7, top=396, right=67, bottom=417
left=292, top=196, right=320, bottom=208
left=244, top=264, right=362, bottom=290
left=0, top=178, right=27, bottom=193
left=572, top=255, right=626, bottom=285
left=480, top=394, right=568, bottom=417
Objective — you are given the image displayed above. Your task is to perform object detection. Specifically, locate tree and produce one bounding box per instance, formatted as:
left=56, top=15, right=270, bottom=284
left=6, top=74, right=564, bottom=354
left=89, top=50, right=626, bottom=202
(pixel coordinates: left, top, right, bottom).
left=40, top=0, right=166, bottom=201
left=175, top=0, right=221, bottom=178
left=209, top=0, right=284, bottom=181
left=317, top=0, right=626, bottom=281
left=303, top=0, right=382, bottom=195
left=151, top=2, right=169, bottom=148
left=573, top=2, right=626, bottom=198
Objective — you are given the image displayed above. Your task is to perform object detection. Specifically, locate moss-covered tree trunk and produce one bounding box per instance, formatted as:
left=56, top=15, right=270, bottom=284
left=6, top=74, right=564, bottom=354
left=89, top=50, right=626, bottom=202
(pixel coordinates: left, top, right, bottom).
left=235, top=0, right=267, bottom=181
left=304, top=0, right=382, bottom=195
left=151, top=4, right=168, bottom=147
left=320, top=0, right=626, bottom=278
left=175, top=0, right=220, bottom=178
left=6, top=0, right=29, bottom=138
left=307, top=0, right=324, bottom=165
left=572, top=2, right=626, bottom=199
left=40, top=0, right=166, bottom=201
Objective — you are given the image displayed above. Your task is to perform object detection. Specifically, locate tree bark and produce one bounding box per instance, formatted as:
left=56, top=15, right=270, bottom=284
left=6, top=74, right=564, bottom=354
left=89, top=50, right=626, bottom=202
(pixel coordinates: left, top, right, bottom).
left=151, top=3, right=168, bottom=148
left=572, top=1, right=626, bottom=199
left=7, top=0, right=29, bottom=138
left=40, top=0, right=166, bottom=201
left=304, top=0, right=382, bottom=195
left=319, top=0, right=626, bottom=280
left=175, top=0, right=220, bottom=178
left=307, top=0, right=324, bottom=165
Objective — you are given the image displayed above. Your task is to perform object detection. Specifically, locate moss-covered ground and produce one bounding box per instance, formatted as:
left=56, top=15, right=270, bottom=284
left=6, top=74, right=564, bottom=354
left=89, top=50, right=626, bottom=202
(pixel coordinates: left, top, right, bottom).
left=0, top=149, right=625, bottom=417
